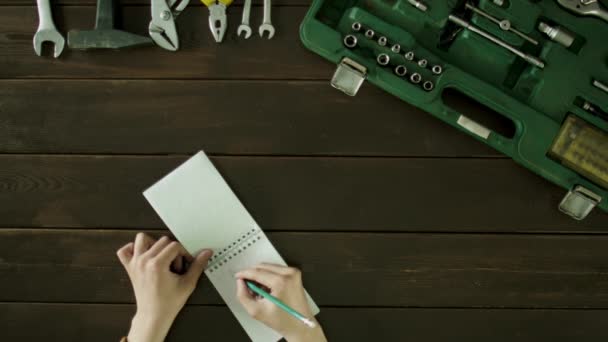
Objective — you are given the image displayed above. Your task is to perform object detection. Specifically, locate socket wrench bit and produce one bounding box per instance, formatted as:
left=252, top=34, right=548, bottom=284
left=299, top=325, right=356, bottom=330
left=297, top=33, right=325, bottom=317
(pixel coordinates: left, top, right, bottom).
left=343, top=34, right=357, bottom=48
left=394, top=65, right=408, bottom=76
left=448, top=15, right=545, bottom=69
left=417, top=59, right=428, bottom=68
left=404, top=51, right=415, bottom=61
left=538, top=22, right=575, bottom=48
left=432, top=65, right=443, bottom=75
left=423, top=80, right=434, bottom=91
left=365, top=29, right=375, bottom=39
left=391, top=44, right=401, bottom=53
left=377, top=53, right=390, bottom=66
left=351, top=22, right=362, bottom=32
left=378, top=36, right=387, bottom=46
left=410, top=73, right=422, bottom=84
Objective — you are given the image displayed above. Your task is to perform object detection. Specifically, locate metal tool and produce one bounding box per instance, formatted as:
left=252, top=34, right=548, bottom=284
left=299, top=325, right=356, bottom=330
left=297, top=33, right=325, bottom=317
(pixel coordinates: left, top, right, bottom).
left=404, top=51, right=415, bottom=60
left=593, top=79, right=608, bottom=94
left=417, top=59, right=428, bottom=68
left=378, top=36, right=387, bottom=46
left=448, top=15, right=545, bottom=69
left=237, top=0, right=252, bottom=38
left=259, top=0, right=275, bottom=39
left=391, top=44, right=401, bottom=53
left=33, top=0, right=65, bottom=58
left=410, top=73, right=422, bottom=83
left=538, top=21, right=575, bottom=48
left=557, top=0, right=608, bottom=23
left=465, top=3, right=538, bottom=45
left=394, top=65, right=407, bottom=76
left=149, top=0, right=189, bottom=51
left=202, top=0, right=233, bottom=42
left=423, top=80, right=434, bottom=91
left=352, top=22, right=362, bottom=32
left=343, top=34, right=357, bottom=48
left=377, top=53, right=390, bottom=66
left=407, top=0, right=428, bottom=12
left=432, top=65, right=443, bottom=75
left=582, top=100, right=608, bottom=119
left=68, top=0, right=153, bottom=49
left=365, top=29, right=375, bottom=38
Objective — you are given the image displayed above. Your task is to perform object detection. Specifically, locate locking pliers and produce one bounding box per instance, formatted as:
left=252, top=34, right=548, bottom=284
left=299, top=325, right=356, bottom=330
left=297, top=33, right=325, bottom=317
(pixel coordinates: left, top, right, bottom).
left=149, top=0, right=190, bottom=51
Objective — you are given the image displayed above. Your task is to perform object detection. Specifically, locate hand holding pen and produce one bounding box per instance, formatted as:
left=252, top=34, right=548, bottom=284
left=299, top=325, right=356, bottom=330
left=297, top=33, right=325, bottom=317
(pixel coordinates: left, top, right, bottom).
left=236, top=263, right=327, bottom=342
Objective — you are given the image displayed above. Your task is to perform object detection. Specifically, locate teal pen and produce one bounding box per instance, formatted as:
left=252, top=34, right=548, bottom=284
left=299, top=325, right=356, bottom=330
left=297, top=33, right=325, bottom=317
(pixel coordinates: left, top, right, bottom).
left=245, top=281, right=316, bottom=329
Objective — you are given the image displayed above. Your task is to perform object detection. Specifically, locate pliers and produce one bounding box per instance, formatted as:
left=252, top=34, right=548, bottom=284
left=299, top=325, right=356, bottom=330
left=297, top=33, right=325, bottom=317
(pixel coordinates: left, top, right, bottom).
left=149, top=0, right=191, bottom=51
left=202, top=0, right=234, bottom=42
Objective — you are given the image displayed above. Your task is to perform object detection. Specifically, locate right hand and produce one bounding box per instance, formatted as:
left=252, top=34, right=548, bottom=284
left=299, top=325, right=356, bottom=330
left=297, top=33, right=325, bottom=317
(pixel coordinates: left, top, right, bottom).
left=235, top=263, right=327, bottom=342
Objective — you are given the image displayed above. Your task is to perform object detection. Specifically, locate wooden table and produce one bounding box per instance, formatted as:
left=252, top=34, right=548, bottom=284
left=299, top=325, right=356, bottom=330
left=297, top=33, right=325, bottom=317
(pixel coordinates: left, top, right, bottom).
left=1, top=1, right=608, bottom=341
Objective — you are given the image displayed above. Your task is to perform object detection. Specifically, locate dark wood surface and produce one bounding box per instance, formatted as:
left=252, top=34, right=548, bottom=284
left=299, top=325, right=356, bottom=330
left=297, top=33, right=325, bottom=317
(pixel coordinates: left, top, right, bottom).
left=1, top=1, right=607, bottom=341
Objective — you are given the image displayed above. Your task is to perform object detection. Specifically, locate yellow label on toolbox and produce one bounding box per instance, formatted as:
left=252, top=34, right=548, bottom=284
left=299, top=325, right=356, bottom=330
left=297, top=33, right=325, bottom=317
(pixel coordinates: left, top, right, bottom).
left=550, top=115, right=608, bottom=189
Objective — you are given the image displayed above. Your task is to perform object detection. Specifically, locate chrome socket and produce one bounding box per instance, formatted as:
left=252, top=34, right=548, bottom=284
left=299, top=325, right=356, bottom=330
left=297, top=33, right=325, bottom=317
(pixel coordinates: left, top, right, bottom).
left=394, top=65, right=408, bottom=76
left=404, top=51, right=415, bottom=61
left=378, top=36, right=388, bottom=46
left=343, top=35, right=358, bottom=48
left=351, top=22, right=362, bottom=32
left=365, top=29, right=375, bottom=39
left=391, top=44, right=401, bottom=53
left=423, top=80, right=434, bottom=91
left=377, top=53, right=390, bottom=66
left=417, top=59, right=428, bottom=68
left=410, top=73, right=422, bottom=84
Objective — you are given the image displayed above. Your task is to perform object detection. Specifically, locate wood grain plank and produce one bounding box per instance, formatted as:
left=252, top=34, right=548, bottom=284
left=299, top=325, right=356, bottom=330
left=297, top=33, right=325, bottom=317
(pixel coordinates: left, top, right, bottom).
left=0, top=155, right=605, bottom=231
left=2, top=303, right=607, bottom=341
left=0, top=6, right=327, bottom=79
left=2, top=229, right=608, bottom=307
left=0, top=80, right=496, bottom=156
left=1, top=0, right=308, bottom=4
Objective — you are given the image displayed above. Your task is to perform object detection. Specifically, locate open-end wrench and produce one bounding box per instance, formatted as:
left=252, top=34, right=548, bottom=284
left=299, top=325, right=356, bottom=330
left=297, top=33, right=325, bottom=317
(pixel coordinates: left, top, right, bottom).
left=557, top=0, right=608, bottom=23
left=237, top=0, right=252, bottom=39
left=258, top=0, right=275, bottom=39
left=33, top=0, right=65, bottom=58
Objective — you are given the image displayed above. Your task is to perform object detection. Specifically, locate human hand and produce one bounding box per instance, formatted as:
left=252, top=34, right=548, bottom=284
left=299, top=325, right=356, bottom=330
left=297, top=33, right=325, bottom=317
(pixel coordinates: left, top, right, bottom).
left=116, top=233, right=213, bottom=342
left=235, top=263, right=327, bottom=342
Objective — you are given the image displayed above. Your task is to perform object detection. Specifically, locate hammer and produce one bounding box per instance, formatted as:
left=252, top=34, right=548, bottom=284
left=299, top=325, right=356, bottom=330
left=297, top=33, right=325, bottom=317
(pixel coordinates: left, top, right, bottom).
left=68, top=0, right=152, bottom=49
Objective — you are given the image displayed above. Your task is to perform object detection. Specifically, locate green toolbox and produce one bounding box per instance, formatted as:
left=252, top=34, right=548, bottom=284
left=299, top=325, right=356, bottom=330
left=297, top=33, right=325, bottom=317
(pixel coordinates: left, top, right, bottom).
left=300, top=0, right=608, bottom=220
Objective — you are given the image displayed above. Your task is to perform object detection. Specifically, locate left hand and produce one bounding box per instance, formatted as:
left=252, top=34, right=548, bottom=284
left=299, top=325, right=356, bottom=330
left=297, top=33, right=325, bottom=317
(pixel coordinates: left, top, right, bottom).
left=116, top=233, right=213, bottom=342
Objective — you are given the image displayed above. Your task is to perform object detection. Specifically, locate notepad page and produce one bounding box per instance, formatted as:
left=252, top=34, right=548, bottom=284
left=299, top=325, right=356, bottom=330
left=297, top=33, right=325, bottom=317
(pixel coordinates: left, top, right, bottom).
left=143, top=151, right=258, bottom=255
left=143, top=151, right=319, bottom=342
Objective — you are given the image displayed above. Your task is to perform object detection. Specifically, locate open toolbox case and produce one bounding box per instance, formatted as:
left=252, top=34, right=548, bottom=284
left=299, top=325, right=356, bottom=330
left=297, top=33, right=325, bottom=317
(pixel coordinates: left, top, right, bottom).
left=300, top=0, right=608, bottom=220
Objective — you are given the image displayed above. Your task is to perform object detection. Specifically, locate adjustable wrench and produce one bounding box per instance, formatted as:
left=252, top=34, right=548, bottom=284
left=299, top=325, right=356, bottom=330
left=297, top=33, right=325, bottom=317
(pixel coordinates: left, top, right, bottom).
left=33, top=0, right=65, bottom=58
left=258, top=0, right=275, bottom=39
left=557, top=0, right=608, bottom=23
left=237, top=0, right=252, bottom=39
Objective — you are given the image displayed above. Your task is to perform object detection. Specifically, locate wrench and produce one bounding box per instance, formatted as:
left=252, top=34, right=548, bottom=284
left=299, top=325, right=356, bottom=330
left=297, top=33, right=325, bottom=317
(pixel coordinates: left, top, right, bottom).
left=258, top=0, right=275, bottom=39
left=557, top=0, right=608, bottom=23
left=33, top=0, right=65, bottom=58
left=237, top=0, right=252, bottom=39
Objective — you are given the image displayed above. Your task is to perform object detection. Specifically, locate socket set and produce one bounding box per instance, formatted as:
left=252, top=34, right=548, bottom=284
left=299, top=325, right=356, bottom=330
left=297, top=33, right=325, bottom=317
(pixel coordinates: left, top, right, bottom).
left=342, top=21, right=444, bottom=92
left=301, top=0, right=608, bottom=220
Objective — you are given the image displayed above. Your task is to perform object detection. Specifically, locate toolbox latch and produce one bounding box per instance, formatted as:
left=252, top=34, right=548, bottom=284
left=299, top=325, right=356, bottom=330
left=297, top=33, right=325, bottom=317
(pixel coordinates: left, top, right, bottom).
left=559, top=186, right=602, bottom=220
left=331, top=57, right=367, bottom=96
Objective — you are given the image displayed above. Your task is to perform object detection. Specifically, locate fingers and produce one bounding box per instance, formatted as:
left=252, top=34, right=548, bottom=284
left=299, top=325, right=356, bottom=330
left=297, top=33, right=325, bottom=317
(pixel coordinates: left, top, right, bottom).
left=134, top=232, right=154, bottom=256
left=236, top=278, right=259, bottom=316
left=144, top=236, right=172, bottom=258
left=235, top=268, right=284, bottom=289
left=156, top=241, right=189, bottom=266
left=184, top=249, right=213, bottom=284
left=116, top=242, right=134, bottom=267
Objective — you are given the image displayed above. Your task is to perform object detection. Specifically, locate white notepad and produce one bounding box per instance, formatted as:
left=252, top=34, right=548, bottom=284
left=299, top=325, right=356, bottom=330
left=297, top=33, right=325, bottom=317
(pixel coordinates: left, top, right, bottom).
left=143, top=151, right=319, bottom=341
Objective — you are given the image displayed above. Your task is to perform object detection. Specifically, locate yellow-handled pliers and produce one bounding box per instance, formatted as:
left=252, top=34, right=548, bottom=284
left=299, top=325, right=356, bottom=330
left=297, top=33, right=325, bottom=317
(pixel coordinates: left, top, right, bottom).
left=201, top=0, right=234, bottom=42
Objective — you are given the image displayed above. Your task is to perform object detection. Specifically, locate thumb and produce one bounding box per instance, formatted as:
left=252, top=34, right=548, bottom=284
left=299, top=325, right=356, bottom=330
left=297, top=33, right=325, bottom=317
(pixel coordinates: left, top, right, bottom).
left=184, top=249, right=213, bottom=285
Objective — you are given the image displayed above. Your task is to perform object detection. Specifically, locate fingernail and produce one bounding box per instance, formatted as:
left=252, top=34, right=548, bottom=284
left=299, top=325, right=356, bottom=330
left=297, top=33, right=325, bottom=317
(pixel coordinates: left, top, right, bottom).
left=200, top=249, right=213, bottom=258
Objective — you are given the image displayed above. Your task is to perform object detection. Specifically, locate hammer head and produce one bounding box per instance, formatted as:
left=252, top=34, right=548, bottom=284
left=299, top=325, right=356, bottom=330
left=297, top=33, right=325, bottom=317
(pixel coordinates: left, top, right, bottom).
left=68, top=29, right=152, bottom=50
